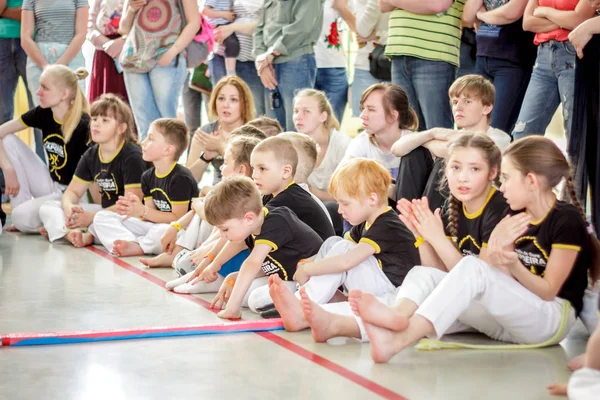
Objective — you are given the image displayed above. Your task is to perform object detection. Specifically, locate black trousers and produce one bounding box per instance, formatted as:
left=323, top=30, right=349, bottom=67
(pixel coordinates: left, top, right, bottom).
left=569, top=35, right=600, bottom=232
left=395, top=147, right=447, bottom=211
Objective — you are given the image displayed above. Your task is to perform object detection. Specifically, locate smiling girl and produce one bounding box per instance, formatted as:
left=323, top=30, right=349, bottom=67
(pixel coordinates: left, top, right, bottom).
left=38, top=94, right=148, bottom=247
left=186, top=76, right=255, bottom=184
left=292, top=89, right=350, bottom=202
left=353, top=135, right=599, bottom=363
left=0, top=65, right=90, bottom=233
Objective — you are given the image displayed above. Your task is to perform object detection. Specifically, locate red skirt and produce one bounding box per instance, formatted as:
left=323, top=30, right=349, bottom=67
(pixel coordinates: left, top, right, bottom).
left=89, top=47, right=129, bottom=104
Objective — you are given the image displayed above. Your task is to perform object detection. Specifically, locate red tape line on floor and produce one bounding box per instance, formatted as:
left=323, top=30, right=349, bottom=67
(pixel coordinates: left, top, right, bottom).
left=84, top=246, right=407, bottom=400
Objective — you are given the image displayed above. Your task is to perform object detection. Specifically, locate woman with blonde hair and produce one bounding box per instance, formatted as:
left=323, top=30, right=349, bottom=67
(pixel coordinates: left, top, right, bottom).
left=0, top=65, right=90, bottom=233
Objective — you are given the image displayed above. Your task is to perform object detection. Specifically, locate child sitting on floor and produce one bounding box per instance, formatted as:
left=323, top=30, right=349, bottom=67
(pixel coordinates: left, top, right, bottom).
left=38, top=94, right=148, bottom=247
left=93, top=118, right=198, bottom=256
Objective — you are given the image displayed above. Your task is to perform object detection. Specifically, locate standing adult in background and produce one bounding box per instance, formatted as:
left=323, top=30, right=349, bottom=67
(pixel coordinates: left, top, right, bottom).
left=119, top=0, right=200, bottom=139
left=350, top=0, right=390, bottom=117
left=568, top=0, right=600, bottom=233
left=21, top=0, right=89, bottom=99
left=210, top=0, right=266, bottom=116
left=463, top=0, right=535, bottom=135
left=253, top=0, right=324, bottom=131
left=314, top=0, right=354, bottom=123
left=87, top=0, right=129, bottom=104
left=380, top=0, right=464, bottom=131
left=512, top=0, right=595, bottom=141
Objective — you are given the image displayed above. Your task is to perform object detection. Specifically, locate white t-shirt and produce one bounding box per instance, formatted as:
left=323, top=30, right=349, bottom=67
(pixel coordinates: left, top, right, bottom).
left=486, top=126, right=511, bottom=152
left=350, top=0, right=390, bottom=71
left=340, top=131, right=405, bottom=179
left=308, top=129, right=352, bottom=192
left=315, top=0, right=347, bottom=68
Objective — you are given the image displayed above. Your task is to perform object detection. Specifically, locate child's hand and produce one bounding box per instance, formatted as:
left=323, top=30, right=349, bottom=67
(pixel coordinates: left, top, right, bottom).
left=161, top=225, right=179, bottom=254
left=189, top=248, right=207, bottom=265
left=293, top=264, right=310, bottom=286
left=222, top=10, right=236, bottom=22
left=118, top=193, right=145, bottom=220
left=546, top=383, right=568, bottom=396
left=211, top=278, right=235, bottom=310
left=488, top=214, right=530, bottom=251
left=199, top=264, right=220, bottom=283
left=66, top=208, right=94, bottom=229
left=3, top=167, right=20, bottom=197
left=397, top=198, right=420, bottom=237
left=411, top=198, right=445, bottom=243
left=186, top=263, right=207, bottom=284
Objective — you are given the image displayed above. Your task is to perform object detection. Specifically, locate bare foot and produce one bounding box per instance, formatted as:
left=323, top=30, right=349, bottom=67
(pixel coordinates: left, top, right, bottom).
left=5, top=225, right=18, bottom=232
left=140, top=252, right=174, bottom=268
left=113, top=240, right=144, bottom=257
left=363, top=321, right=401, bottom=363
left=349, top=290, right=408, bottom=331
left=37, top=227, right=49, bottom=240
left=547, top=383, right=568, bottom=396
left=568, top=353, right=585, bottom=371
left=65, top=230, right=83, bottom=247
left=268, top=275, right=308, bottom=332
left=299, top=287, right=338, bottom=342
left=79, top=232, right=94, bottom=247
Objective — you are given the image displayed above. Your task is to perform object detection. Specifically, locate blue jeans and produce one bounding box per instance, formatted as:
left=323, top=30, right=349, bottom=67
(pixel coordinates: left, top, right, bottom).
left=265, top=53, right=317, bottom=131
left=512, top=40, right=577, bottom=141
left=209, top=55, right=266, bottom=117
left=476, top=56, right=531, bottom=135
left=0, top=38, right=43, bottom=161
left=315, top=67, right=348, bottom=123
left=123, top=57, right=187, bottom=140
left=351, top=68, right=387, bottom=117
left=391, top=56, right=455, bottom=130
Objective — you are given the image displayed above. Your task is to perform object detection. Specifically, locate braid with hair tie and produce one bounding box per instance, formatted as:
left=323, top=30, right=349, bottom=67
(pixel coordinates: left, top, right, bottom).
left=447, top=195, right=459, bottom=245
left=565, top=176, right=589, bottom=227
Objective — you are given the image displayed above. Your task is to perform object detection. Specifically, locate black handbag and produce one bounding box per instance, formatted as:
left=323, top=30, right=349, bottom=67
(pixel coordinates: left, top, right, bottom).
left=369, top=43, right=391, bottom=81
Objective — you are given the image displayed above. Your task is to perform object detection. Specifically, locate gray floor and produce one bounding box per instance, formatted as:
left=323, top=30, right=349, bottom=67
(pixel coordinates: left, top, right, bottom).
left=0, top=233, right=588, bottom=400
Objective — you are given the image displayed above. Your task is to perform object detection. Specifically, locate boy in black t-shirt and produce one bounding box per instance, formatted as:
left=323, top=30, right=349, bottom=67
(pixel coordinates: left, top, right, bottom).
left=201, top=176, right=323, bottom=320
left=269, top=158, right=420, bottom=332
left=251, top=136, right=334, bottom=241
left=93, top=119, right=198, bottom=257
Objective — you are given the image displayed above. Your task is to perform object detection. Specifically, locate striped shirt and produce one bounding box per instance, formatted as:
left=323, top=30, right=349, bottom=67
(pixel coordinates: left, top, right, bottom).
left=385, top=0, right=465, bottom=66
left=22, top=0, right=89, bottom=45
left=215, top=0, right=263, bottom=62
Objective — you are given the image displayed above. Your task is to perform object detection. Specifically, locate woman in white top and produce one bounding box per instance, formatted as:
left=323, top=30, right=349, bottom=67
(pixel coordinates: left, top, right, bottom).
left=349, top=0, right=390, bottom=117
left=292, top=89, right=351, bottom=202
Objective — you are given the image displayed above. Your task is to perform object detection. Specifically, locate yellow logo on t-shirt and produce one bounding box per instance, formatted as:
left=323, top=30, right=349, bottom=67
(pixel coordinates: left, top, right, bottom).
left=44, top=133, right=67, bottom=180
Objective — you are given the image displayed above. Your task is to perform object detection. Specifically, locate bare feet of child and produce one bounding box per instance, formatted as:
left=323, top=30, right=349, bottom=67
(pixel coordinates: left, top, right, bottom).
left=349, top=290, right=408, bottom=332
left=113, top=240, right=144, bottom=257
left=568, top=353, right=585, bottom=371
left=139, top=252, right=174, bottom=268
left=299, top=287, right=337, bottom=342
left=363, top=321, right=401, bottom=364
left=37, top=226, right=49, bottom=240
left=269, top=275, right=308, bottom=332
left=5, top=225, right=18, bottom=232
left=547, top=383, right=568, bottom=396
left=66, top=231, right=94, bottom=248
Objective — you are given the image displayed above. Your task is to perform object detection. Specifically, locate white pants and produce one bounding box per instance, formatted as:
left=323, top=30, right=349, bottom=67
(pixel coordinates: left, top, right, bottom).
left=297, top=236, right=395, bottom=304
left=38, top=200, right=103, bottom=242
left=93, top=210, right=171, bottom=254
left=416, top=256, right=576, bottom=344
left=568, top=368, right=600, bottom=400
left=175, top=214, right=213, bottom=250
left=3, top=134, right=65, bottom=232
left=580, top=287, right=599, bottom=335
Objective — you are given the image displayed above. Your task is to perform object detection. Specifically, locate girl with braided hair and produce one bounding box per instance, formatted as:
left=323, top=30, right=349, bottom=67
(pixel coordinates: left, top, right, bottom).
left=278, top=133, right=509, bottom=344
left=351, top=135, right=599, bottom=363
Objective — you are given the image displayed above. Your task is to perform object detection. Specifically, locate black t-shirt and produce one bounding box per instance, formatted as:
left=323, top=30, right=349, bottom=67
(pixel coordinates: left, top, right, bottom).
left=141, top=163, right=199, bottom=212
left=20, top=106, right=90, bottom=186
left=476, top=11, right=536, bottom=68
left=73, top=142, right=149, bottom=208
left=513, top=201, right=591, bottom=315
left=444, top=188, right=510, bottom=257
left=346, top=207, right=420, bottom=287
left=245, top=207, right=323, bottom=281
left=263, top=182, right=335, bottom=241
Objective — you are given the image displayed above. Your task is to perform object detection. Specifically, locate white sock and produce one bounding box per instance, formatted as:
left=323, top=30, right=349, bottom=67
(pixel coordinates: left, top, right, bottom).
left=165, top=272, right=193, bottom=290
left=174, top=276, right=224, bottom=294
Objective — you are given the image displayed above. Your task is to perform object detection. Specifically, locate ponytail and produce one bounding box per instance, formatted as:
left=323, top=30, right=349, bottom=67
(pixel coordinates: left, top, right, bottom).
left=42, top=65, right=90, bottom=143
